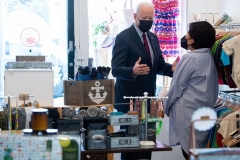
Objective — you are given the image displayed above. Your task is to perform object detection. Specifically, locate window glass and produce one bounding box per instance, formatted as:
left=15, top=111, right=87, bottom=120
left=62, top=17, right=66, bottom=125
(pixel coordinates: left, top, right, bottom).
left=0, top=0, right=68, bottom=106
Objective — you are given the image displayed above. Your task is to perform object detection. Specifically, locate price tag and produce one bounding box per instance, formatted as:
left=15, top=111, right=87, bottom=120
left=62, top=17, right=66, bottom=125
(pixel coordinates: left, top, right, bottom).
left=119, top=139, right=131, bottom=145
left=119, top=118, right=131, bottom=123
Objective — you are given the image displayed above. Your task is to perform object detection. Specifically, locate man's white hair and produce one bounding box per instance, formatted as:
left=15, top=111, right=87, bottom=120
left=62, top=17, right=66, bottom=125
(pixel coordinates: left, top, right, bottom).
left=134, top=2, right=154, bottom=14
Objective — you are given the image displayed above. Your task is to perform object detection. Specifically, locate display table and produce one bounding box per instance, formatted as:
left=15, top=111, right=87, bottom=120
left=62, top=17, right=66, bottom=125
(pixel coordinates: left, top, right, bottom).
left=0, top=130, right=81, bottom=160
left=81, top=141, right=172, bottom=160
left=81, top=141, right=172, bottom=154
left=0, top=131, right=172, bottom=160
left=6, top=98, right=172, bottom=160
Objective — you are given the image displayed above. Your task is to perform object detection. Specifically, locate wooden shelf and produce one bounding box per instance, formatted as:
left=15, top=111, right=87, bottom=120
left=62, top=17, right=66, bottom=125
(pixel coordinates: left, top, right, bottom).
left=81, top=141, right=172, bottom=154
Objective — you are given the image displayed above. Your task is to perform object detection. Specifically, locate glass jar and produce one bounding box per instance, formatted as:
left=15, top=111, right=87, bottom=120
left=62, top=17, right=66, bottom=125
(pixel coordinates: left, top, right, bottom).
left=31, top=108, right=48, bottom=131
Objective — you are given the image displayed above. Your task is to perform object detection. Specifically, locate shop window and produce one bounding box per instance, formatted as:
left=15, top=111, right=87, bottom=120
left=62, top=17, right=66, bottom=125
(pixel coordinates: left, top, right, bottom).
left=0, top=0, right=71, bottom=106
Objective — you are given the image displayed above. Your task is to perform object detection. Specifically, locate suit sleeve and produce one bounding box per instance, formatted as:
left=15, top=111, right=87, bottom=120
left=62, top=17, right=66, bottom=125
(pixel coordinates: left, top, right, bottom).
left=111, top=34, right=135, bottom=81
left=154, top=34, right=173, bottom=77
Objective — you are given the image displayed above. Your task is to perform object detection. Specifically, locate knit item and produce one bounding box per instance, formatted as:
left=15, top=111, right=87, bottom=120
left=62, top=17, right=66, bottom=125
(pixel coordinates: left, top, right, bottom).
left=72, top=116, right=80, bottom=120
left=150, top=99, right=158, bottom=118
left=152, top=0, right=181, bottom=57
left=141, top=100, right=146, bottom=119
left=0, top=110, right=8, bottom=130
left=78, top=109, right=88, bottom=120
left=62, top=108, right=76, bottom=119
left=87, top=107, right=98, bottom=117
left=97, top=111, right=107, bottom=118
left=12, top=107, right=26, bottom=130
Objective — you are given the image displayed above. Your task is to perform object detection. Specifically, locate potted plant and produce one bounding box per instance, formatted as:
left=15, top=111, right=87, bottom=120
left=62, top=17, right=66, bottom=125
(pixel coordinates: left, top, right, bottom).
left=92, top=21, right=109, bottom=48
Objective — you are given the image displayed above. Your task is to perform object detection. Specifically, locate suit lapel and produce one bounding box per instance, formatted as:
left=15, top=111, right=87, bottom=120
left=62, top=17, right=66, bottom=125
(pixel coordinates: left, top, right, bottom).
left=129, top=25, right=152, bottom=65
left=129, top=25, right=146, bottom=55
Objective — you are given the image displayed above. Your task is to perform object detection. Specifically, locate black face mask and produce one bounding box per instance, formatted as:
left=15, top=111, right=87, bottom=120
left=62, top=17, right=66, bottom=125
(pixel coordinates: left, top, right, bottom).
left=138, top=19, right=153, bottom=32
left=181, top=36, right=188, bottom=50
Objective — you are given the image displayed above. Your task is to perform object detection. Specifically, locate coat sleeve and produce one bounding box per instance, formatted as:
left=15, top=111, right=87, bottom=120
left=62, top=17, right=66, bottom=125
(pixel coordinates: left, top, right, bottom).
left=164, top=55, right=197, bottom=115
left=152, top=34, right=173, bottom=77
left=111, top=34, right=135, bottom=81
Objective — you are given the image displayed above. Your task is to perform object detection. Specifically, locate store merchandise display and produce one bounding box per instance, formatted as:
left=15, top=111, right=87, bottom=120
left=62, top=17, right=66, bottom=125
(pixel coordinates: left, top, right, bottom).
left=124, top=92, right=166, bottom=146
left=0, top=134, right=80, bottom=160
left=74, top=66, right=111, bottom=81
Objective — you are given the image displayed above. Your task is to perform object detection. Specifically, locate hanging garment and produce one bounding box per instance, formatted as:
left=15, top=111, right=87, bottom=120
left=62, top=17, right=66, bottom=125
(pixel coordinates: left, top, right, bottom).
left=130, top=99, right=133, bottom=111
left=152, top=0, right=181, bottom=57
left=158, top=100, right=164, bottom=118
left=141, top=100, right=146, bottom=120
left=222, top=35, right=240, bottom=89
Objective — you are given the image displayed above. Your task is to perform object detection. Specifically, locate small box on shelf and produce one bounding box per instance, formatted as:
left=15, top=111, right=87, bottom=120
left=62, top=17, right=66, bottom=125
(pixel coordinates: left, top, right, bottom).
left=109, top=136, right=139, bottom=148
left=86, top=129, right=108, bottom=150
left=108, top=114, right=139, bottom=126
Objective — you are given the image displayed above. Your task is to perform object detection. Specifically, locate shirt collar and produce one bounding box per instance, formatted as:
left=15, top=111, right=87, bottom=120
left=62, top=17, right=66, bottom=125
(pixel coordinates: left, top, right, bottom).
left=134, top=23, right=145, bottom=38
left=190, top=48, right=211, bottom=54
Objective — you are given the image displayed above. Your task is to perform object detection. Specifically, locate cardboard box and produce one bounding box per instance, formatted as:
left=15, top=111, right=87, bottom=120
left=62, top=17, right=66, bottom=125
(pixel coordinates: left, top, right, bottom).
left=64, top=79, right=115, bottom=106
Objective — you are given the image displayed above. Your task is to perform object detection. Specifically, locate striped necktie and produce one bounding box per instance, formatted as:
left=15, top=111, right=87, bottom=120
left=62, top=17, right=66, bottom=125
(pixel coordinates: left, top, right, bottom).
left=142, top=33, right=151, bottom=60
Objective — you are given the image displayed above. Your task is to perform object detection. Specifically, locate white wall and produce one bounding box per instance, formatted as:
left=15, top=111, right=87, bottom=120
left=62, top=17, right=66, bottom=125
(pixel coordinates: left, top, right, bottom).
left=188, top=0, right=222, bottom=14
left=188, top=0, right=240, bottom=23
left=220, top=0, right=240, bottom=23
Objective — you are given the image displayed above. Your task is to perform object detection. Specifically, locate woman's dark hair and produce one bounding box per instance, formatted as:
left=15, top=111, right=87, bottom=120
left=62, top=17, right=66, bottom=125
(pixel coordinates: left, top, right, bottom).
left=188, top=21, right=216, bottom=49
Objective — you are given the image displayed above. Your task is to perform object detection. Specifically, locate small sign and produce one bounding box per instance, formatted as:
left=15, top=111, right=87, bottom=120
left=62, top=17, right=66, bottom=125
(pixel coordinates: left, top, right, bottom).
left=119, top=139, right=131, bottom=145
left=20, top=28, right=40, bottom=47
left=119, top=118, right=131, bottom=123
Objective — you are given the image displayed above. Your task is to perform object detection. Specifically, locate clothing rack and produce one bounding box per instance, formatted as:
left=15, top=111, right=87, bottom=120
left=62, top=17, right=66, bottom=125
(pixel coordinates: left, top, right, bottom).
left=220, top=90, right=240, bottom=93
left=219, top=90, right=240, bottom=104
left=218, top=23, right=240, bottom=32
left=190, top=118, right=240, bottom=160
left=212, top=34, right=240, bottom=89
left=124, top=92, right=167, bottom=145
left=190, top=92, right=240, bottom=159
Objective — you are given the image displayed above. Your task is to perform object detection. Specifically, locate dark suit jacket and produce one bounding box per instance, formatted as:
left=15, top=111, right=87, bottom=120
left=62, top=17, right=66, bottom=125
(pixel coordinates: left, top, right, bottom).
left=111, top=24, right=173, bottom=113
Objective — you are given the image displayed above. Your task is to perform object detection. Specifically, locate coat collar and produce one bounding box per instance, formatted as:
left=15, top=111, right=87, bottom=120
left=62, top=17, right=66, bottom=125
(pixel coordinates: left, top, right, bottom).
left=129, top=24, right=156, bottom=66
left=189, top=48, right=211, bottom=54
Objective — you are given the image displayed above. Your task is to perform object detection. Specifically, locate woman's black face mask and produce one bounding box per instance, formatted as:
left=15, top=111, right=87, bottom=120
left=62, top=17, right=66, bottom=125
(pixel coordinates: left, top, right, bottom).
left=181, top=36, right=188, bottom=50
left=181, top=35, right=193, bottom=50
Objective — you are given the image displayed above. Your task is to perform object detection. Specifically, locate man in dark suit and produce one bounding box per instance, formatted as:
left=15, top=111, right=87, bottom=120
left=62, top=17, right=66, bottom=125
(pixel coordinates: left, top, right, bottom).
left=112, top=1, right=178, bottom=112
left=111, top=2, right=179, bottom=160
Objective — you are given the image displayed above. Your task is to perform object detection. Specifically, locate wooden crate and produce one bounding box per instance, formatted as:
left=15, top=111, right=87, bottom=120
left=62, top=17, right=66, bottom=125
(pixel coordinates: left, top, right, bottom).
left=64, top=79, right=115, bottom=106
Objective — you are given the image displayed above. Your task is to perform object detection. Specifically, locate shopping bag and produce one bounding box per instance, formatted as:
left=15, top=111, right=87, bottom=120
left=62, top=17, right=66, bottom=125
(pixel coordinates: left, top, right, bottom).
left=120, top=0, right=134, bottom=31
left=101, top=35, right=115, bottom=48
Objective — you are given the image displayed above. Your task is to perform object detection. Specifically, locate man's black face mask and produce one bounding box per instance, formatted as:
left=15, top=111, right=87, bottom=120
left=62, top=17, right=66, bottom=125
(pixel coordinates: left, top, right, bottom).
left=137, top=17, right=153, bottom=32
